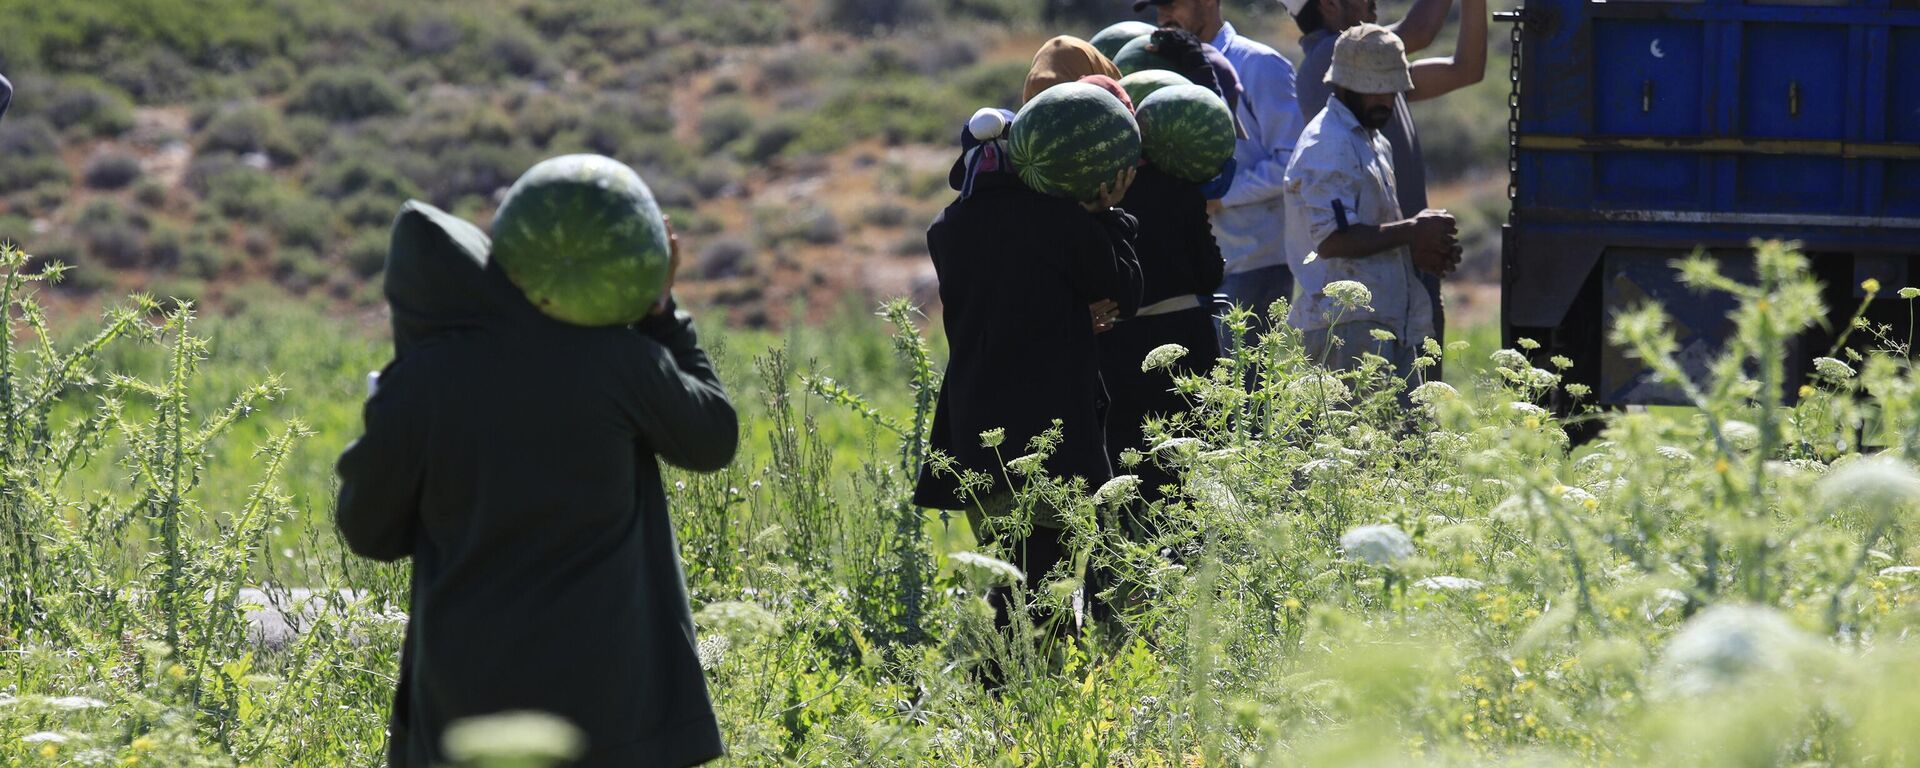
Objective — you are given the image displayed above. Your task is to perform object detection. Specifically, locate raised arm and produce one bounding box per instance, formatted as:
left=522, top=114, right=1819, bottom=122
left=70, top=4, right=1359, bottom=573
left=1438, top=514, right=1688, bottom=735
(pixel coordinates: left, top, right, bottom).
left=1407, top=0, right=1488, bottom=102
left=619, top=304, right=739, bottom=472
left=1389, top=0, right=1456, bottom=54
left=335, top=362, right=426, bottom=562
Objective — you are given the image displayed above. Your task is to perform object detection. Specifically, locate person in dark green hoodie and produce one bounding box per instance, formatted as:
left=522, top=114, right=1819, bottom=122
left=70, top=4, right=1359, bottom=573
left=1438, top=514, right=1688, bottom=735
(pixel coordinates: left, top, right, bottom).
left=336, top=200, right=737, bottom=768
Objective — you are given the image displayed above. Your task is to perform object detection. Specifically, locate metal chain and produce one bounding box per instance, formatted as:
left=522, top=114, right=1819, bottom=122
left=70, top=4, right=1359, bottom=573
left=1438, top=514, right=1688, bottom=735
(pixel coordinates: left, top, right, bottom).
left=1506, top=9, right=1523, bottom=225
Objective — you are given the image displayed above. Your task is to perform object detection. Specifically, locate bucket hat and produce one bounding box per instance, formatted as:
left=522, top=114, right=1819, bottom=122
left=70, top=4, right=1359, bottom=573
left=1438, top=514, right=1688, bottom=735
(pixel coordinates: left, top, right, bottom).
left=1325, top=24, right=1413, bottom=95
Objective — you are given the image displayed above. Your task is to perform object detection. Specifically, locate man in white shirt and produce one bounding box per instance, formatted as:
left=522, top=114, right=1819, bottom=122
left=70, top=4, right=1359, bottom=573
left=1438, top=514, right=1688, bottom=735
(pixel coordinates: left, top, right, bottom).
left=1140, top=0, right=1308, bottom=340
left=1282, top=24, right=1459, bottom=379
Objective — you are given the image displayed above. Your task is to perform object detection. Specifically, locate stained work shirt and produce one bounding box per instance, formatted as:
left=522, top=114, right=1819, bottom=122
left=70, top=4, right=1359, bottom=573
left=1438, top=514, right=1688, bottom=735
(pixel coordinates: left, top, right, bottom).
left=1282, top=96, right=1435, bottom=343
left=1208, top=21, right=1309, bottom=276
left=1295, top=30, right=1428, bottom=218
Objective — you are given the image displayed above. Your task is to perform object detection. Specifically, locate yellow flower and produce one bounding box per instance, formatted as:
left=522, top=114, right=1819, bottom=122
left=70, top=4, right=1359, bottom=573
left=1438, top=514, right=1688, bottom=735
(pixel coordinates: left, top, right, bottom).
left=1512, top=659, right=1528, bottom=672
left=1799, top=385, right=1815, bottom=398
left=167, top=664, right=187, bottom=680
left=132, top=736, right=156, bottom=752
left=1714, top=458, right=1731, bottom=474
left=1863, top=278, right=1882, bottom=294
left=41, top=744, right=59, bottom=759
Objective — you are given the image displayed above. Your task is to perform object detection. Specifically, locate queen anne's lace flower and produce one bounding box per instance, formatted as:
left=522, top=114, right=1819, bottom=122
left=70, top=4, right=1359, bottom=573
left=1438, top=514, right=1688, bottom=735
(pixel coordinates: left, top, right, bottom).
left=1140, top=343, right=1188, bottom=372
left=1878, top=565, right=1920, bottom=577
left=1415, top=576, right=1485, bottom=591
left=1508, top=402, right=1549, bottom=418
left=1656, top=446, right=1695, bottom=464
left=949, top=551, right=1025, bottom=585
left=1490, top=349, right=1529, bottom=370
left=1655, top=604, right=1815, bottom=697
left=1818, top=455, right=1920, bottom=509
left=1093, top=474, right=1141, bottom=506
left=1007, top=453, right=1046, bottom=475
left=1409, top=381, right=1458, bottom=405
left=1722, top=420, right=1760, bottom=451
left=1324, top=280, right=1373, bottom=309
left=1286, top=373, right=1351, bottom=402
left=21, top=733, right=69, bottom=744
left=1340, top=524, right=1414, bottom=567
left=1812, top=357, right=1856, bottom=379
left=43, top=697, right=106, bottom=711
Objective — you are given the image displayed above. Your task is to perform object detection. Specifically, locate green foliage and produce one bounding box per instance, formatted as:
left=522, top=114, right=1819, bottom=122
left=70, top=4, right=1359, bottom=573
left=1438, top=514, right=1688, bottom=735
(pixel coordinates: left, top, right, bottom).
left=288, top=66, right=408, bottom=122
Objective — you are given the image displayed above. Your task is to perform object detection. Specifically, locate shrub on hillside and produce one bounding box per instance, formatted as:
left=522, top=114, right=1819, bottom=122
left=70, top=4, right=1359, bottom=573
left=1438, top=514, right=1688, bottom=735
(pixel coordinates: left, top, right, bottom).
left=308, top=152, right=422, bottom=202
left=83, top=151, right=144, bottom=190
left=77, top=200, right=148, bottom=269
left=269, top=195, right=336, bottom=252
left=0, top=156, right=70, bottom=196
left=741, top=116, right=805, bottom=163
left=102, top=47, right=197, bottom=104
left=44, top=77, right=137, bottom=138
left=413, top=144, right=534, bottom=203
left=198, top=104, right=300, bottom=165
left=288, top=67, right=408, bottom=122
left=343, top=230, right=389, bottom=278
left=699, top=101, right=756, bottom=155
left=0, top=117, right=61, bottom=159
left=821, top=0, right=937, bottom=31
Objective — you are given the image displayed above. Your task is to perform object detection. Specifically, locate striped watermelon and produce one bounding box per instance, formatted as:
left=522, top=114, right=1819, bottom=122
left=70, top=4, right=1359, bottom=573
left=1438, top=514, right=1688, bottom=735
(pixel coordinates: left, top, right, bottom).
left=1113, top=35, right=1179, bottom=77
left=1119, top=70, right=1191, bottom=109
left=1136, top=84, right=1236, bottom=183
left=491, top=154, right=672, bottom=326
left=1090, top=21, right=1157, bottom=62
left=1009, top=82, right=1142, bottom=202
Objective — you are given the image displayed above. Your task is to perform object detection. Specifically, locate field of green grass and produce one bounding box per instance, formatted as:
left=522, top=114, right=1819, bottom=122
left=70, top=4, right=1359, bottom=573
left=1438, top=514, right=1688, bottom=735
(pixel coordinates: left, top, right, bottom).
left=7, top=240, right=1920, bottom=766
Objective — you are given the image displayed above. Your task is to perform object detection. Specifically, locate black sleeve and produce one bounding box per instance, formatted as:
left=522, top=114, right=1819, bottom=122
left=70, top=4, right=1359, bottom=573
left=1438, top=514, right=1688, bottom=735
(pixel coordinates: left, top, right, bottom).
left=620, top=302, right=739, bottom=472
left=1184, top=187, right=1226, bottom=293
left=334, top=360, right=425, bottom=562
left=1070, top=207, right=1144, bottom=319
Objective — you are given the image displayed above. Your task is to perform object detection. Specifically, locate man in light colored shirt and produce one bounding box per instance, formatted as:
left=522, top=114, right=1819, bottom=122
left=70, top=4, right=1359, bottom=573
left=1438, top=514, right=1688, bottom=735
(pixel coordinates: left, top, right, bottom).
left=1139, top=0, right=1308, bottom=339
left=1288, top=0, right=1488, bottom=360
left=1283, top=24, right=1459, bottom=379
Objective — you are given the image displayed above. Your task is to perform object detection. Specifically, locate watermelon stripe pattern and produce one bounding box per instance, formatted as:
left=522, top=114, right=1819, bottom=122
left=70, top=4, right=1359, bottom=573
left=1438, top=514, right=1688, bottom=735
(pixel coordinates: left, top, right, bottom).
left=1119, top=70, right=1191, bottom=110
left=1090, top=21, right=1157, bottom=62
left=1009, top=83, right=1143, bottom=202
left=491, top=154, right=672, bottom=327
left=1113, top=35, right=1179, bottom=77
left=1136, top=84, right=1237, bottom=183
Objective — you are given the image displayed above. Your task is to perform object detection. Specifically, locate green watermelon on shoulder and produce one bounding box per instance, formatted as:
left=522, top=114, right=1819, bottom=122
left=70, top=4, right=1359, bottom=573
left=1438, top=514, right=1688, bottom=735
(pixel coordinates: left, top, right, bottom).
left=1119, top=69, right=1191, bottom=109
left=1090, top=21, right=1157, bottom=62
left=1113, top=35, right=1179, bottom=77
left=1135, top=84, right=1237, bottom=183
left=1009, top=82, right=1142, bottom=202
left=490, top=154, right=672, bottom=327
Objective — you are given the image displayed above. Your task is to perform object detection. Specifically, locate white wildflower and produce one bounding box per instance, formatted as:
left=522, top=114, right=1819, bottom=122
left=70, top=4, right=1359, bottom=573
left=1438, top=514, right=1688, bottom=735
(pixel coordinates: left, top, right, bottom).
left=1415, top=576, right=1485, bottom=591
left=1812, top=357, right=1856, bottom=379
left=1902, top=287, right=1920, bottom=300
left=1299, top=457, right=1348, bottom=478
left=1093, top=474, right=1141, bottom=506
left=1007, top=452, right=1046, bottom=475
left=1340, top=524, right=1414, bottom=567
left=1877, top=565, right=1920, bottom=577
left=949, top=551, right=1025, bottom=586
left=696, top=635, right=731, bottom=670
left=1557, top=485, right=1598, bottom=508
left=443, top=711, right=586, bottom=763
left=1722, top=420, right=1760, bottom=451
left=21, top=733, right=70, bottom=744
left=1408, top=381, right=1458, bottom=405
left=1656, top=446, right=1695, bottom=464
left=1368, top=327, right=1396, bottom=342
left=44, top=696, right=106, bottom=711
left=1819, top=455, right=1920, bottom=510
left=1151, top=437, right=1203, bottom=455
left=694, top=601, right=781, bottom=642
left=1655, top=604, right=1816, bottom=697
left=1492, top=493, right=1546, bottom=523
left=1324, top=280, right=1373, bottom=309
left=1286, top=373, right=1351, bottom=402
left=1508, top=401, right=1549, bottom=418
left=1490, top=349, right=1529, bottom=370
left=979, top=427, right=1006, bottom=448
left=1550, top=355, right=1575, bottom=369
left=1140, top=343, right=1189, bottom=372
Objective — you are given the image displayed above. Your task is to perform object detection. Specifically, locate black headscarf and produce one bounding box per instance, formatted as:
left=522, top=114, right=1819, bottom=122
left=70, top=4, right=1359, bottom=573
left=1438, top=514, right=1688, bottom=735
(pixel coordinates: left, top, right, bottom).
left=0, top=73, right=13, bottom=124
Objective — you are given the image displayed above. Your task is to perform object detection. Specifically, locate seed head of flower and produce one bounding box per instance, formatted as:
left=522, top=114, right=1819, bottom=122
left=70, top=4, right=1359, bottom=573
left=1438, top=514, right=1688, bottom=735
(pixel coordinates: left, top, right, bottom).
left=1340, top=524, right=1414, bottom=567
left=1812, top=357, right=1855, bottom=379
left=1817, top=454, right=1920, bottom=511
left=1007, top=453, right=1046, bottom=476
left=1565, top=383, right=1593, bottom=399
left=1423, top=337, right=1443, bottom=356
left=1901, top=287, right=1920, bottom=300
left=694, top=601, right=781, bottom=642
left=1508, top=401, right=1549, bottom=418
left=1490, top=349, right=1529, bottom=370
left=979, top=428, right=1006, bottom=448
left=1656, top=445, right=1695, bottom=464
left=1409, top=381, right=1459, bottom=405
left=1093, top=474, right=1141, bottom=506
left=1368, top=328, right=1397, bottom=342
left=949, top=550, right=1025, bottom=586
left=1516, top=337, right=1541, bottom=350
left=1140, top=343, right=1189, bottom=372
left=1324, top=280, right=1373, bottom=309
left=1286, top=373, right=1351, bottom=402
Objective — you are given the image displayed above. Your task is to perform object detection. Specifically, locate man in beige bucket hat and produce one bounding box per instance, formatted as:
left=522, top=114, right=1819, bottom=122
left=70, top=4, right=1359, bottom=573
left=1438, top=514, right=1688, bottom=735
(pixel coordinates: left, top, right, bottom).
left=1280, top=24, right=1461, bottom=382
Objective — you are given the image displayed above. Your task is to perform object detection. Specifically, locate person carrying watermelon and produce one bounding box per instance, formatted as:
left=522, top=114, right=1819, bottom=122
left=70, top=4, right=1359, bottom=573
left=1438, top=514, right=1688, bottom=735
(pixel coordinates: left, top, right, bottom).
left=335, top=156, right=737, bottom=768
left=913, top=84, right=1142, bottom=648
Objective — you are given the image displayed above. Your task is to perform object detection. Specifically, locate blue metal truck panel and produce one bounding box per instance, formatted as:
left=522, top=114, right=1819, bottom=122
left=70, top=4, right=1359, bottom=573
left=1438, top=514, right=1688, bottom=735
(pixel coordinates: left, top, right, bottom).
left=1500, top=0, right=1920, bottom=405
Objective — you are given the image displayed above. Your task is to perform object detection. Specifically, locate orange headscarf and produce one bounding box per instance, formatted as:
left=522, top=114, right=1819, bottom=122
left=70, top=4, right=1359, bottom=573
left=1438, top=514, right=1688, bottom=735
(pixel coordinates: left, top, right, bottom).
left=1021, top=36, right=1123, bottom=105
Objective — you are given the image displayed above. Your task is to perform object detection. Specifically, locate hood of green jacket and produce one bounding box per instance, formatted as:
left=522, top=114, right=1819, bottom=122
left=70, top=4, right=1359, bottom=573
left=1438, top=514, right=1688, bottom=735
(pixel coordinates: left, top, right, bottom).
left=383, top=200, right=543, bottom=353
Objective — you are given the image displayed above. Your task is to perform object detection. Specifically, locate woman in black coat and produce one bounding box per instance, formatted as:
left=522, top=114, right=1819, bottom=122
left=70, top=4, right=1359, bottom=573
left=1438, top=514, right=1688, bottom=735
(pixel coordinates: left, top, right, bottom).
left=336, top=201, right=737, bottom=768
left=912, top=109, right=1142, bottom=634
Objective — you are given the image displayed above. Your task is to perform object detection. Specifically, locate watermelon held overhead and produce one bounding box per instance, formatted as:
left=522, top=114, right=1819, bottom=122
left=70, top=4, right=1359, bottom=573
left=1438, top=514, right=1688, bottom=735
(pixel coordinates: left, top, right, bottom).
left=1136, top=84, right=1237, bottom=183
left=1090, top=21, right=1157, bottom=62
left=491, top=154, right=672, bottom=327
left=1113, top=35, right=1179, bottom=77
left=1118, top=70, right=1191, bottom=109
left=1009, top=82, right=1142, bottom=203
